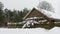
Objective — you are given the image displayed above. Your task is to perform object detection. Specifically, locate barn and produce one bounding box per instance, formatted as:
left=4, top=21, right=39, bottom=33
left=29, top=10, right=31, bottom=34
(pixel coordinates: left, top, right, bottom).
left=22, top=8, right=60, bottom=28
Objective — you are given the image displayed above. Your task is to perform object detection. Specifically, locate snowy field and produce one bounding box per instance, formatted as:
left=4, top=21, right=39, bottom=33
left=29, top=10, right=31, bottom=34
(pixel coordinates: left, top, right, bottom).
left=0, top=27, right=60, bottom=34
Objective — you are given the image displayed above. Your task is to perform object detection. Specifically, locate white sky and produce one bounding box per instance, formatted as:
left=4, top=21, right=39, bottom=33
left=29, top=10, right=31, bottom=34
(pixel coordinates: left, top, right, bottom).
left=0, top=0, right=60, bottom=19
left=40, top=0, right=60, bottom=19
left=0, top=0, right=39, bottom=10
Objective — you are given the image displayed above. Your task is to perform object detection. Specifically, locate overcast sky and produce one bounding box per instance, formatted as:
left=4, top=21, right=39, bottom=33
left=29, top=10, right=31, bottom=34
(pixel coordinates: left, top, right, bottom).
left=0, top=0, right=60, bottom=19
left=0, top=0, right=39, bottom=10
left=39, top=0, right=60, bottom=19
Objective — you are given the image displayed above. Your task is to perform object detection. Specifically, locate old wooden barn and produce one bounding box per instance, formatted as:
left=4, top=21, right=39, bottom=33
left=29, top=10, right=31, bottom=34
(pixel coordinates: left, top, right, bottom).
left=23, top=8, right=60, bottom=28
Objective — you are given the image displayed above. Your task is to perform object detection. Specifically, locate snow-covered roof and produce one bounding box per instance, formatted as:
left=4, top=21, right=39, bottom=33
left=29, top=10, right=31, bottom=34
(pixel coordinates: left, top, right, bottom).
left=35, top=7, right=60, bottom=19
left=23, top=8, right=50, bottom=20
left=36, top=8, right=53, bottom=18
left=23, top=7, right=60, bottom=22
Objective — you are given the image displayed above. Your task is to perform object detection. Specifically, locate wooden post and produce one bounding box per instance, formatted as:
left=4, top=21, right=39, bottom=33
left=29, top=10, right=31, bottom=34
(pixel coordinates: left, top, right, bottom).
left=49, top=20, right=55, bottom=28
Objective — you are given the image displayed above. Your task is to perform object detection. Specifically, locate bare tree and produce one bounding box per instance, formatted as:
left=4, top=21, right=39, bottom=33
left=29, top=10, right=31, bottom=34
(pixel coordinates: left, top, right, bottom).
left=37, top=1, right=54, bottom=12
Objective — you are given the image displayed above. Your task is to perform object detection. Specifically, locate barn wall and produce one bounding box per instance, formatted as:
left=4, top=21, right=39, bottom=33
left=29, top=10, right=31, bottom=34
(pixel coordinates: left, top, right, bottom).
left=26, top=9, right=45, bottom=18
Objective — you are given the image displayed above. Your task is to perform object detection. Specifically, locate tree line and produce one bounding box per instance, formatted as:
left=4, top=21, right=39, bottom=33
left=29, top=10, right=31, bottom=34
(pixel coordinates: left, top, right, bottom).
left=0, top=2, right=29, bottom=27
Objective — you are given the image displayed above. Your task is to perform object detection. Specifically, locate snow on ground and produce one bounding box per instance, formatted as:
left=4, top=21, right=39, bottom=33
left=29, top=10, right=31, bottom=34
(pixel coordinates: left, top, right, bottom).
left=0, top=27, right=60, bottom=34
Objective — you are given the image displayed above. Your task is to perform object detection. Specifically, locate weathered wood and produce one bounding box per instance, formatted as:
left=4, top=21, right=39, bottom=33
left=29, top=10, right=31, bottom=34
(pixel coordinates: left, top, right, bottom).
left=23, top=8, right=60, bottom=28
